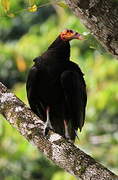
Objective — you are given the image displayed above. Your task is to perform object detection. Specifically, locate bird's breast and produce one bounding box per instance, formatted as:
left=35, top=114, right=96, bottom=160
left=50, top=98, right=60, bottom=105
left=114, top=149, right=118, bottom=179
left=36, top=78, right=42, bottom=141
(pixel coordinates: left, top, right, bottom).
left=38, top=64, right=64, bottom=105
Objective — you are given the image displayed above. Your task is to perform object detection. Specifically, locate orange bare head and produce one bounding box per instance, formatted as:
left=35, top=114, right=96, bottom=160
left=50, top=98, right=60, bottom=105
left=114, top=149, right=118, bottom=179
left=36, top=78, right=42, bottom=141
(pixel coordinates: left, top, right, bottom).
left=60, top=29, right=84, bottom=41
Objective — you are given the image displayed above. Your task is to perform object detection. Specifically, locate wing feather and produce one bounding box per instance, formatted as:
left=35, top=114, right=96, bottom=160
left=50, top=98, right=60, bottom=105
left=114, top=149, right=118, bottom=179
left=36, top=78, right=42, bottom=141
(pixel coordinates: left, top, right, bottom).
left=61, top=70, right=87, bottom=132
left=26, top=62, right=45, bottom=119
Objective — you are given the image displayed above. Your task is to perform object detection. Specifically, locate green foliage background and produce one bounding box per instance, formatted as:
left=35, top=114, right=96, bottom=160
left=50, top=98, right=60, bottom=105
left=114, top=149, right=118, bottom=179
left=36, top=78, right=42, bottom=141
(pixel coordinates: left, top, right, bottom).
left=0, top=0, right=118, bottom=179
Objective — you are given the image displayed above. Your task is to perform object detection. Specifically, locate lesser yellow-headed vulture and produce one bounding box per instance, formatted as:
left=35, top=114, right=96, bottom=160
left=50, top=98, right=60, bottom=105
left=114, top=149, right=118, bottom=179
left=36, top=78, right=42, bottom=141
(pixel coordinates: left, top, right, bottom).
left=26, top=29, right=87, bottom=142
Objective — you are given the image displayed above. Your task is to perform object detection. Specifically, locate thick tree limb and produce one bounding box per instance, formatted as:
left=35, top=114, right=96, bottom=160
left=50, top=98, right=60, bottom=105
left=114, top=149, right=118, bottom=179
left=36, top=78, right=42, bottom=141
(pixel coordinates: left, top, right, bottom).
left=0, top=82, right=118, bottom=180
left=65, top=0, right=118, bottom=58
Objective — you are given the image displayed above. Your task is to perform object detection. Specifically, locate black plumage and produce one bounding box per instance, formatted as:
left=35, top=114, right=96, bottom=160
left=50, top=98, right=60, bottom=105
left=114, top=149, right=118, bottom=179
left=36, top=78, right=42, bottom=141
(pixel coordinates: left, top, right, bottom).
left=26, top=29, right=87, bottom=142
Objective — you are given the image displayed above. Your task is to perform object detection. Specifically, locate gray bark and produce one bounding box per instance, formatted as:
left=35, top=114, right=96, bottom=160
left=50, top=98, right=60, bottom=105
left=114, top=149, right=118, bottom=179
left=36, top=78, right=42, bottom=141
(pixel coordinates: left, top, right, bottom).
left=65, top=0, right=118, bottom=58
left=0, top=82, right=118, bottom=179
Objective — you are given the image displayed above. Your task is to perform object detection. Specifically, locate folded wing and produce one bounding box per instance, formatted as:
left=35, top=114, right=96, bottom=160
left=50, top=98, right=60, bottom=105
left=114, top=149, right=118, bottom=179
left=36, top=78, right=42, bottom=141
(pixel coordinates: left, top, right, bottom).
left=61, top=70, right=87, bottom=133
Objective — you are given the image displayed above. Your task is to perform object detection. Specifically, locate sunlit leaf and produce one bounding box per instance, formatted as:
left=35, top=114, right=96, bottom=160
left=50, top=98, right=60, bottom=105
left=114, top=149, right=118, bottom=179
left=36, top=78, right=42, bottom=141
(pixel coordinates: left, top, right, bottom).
left=16, top=55, right=27, bottom=72
left=56, top=2, right=68, bottom=8
left=1, top=0, right=10, bottom=12
left=28, top=4, right=37, bottom=12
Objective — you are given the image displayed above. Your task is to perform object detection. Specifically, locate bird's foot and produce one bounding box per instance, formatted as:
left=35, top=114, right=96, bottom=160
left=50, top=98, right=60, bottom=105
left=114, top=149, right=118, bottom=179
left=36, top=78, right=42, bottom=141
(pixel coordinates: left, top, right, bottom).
left=43, top=106, right=52, bottom=136
left=65, top=133, right=71, bottom=140
left=43, top=119, right=53, bottom=136
left=65, top=134, right=73, bottom=143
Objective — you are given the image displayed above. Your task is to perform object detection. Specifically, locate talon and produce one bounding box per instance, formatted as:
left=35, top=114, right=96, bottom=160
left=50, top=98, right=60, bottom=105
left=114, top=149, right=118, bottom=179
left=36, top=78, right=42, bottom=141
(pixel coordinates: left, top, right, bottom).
left=43, top=126, right=50, bottom=136
left=43, top=124, right=53, bottom=136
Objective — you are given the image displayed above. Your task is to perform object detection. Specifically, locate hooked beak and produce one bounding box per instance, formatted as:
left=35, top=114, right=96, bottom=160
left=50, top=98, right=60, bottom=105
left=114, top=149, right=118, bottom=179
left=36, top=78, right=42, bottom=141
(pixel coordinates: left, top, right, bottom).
left=74, top=33, right=84, bottom=40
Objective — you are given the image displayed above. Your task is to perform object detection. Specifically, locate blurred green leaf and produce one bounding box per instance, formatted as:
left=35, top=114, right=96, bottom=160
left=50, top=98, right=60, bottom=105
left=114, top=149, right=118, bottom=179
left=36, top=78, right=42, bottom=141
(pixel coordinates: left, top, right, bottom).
left=28, top=0, right=35, bottom=6
left=56, top=2, right=68, bottom=8
left=7, top=13, right=15, bottom=17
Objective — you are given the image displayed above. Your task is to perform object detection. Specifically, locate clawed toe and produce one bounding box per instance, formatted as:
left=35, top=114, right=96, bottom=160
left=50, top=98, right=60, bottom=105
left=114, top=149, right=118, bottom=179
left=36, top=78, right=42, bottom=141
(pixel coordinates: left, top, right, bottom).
left=43, top=124, right=53, bottom=136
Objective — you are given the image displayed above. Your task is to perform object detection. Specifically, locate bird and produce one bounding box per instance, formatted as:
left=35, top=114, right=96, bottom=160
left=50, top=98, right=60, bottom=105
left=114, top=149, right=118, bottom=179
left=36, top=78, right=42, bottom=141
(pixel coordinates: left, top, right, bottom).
left=26, top=29, right=87, bottom=142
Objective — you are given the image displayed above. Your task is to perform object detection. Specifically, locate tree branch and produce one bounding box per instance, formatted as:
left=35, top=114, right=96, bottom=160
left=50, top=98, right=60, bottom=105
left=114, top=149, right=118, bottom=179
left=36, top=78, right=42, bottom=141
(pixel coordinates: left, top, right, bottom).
left=0, top=82, right=117, bottom=180
left=65, top=0, right=118, bottom=58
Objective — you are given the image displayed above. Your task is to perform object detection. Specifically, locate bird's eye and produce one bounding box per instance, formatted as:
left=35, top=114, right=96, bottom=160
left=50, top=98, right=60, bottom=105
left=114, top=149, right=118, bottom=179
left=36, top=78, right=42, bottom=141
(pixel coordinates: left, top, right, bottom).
left=69, top=30, right=73, bottom=33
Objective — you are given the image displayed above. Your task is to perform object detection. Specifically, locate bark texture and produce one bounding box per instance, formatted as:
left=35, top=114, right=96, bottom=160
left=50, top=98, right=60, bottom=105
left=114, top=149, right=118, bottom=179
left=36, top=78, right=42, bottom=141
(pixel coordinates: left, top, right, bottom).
left=65, top=0, right=118, bottom=58
left=0, top=82, right=118, bottom=180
